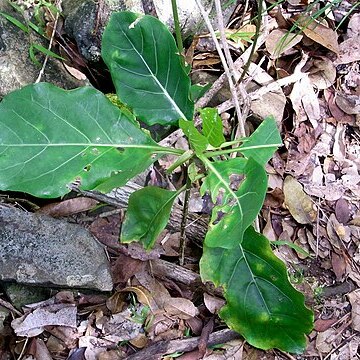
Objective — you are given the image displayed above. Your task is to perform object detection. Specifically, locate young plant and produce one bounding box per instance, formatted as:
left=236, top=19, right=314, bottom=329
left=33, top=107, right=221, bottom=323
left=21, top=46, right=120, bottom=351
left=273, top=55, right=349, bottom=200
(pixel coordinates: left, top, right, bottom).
left=0, top=11, right=313, bottom=353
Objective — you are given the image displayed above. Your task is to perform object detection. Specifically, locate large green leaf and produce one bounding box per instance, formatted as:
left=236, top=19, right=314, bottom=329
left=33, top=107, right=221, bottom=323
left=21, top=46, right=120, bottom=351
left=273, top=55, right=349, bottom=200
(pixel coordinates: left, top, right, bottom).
left=200, top=225, right=313, bottom=353
left=121, top=186, right=179, bottom=249
left=239, top=116, right=282, bottom=165
left=102, top=11, right=194, bottom=126
left=0, top=83, right=163, bottom=197
left=199, top=157, right=267, bottom=249
left=199, top=108, right=225, bottom=147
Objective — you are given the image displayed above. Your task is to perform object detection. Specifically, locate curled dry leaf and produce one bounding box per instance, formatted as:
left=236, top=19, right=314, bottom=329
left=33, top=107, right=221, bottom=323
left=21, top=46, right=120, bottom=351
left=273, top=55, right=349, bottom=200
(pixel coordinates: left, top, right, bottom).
left=335, top=93, right=360, bottom=115
left=28, top=338, right=53, bottom=360
left=335, top=13, right=360, bottom=65
left=315, top=327, right=338, bottom=354
left=121, top=286, right=158, bottom=312
left=290, top=74, right=320, bottom=123
left=164, top=298, right=199, bottom=320
left=347, top=290, right=360, bottom=332
left=247, top=63, right=286, bottom=124
left=203, top=293, right=226, bottom=314
left=292, top=15, right=339, bottom=53
left=265, top=29, right=302, bottom=59
left=11, top=304, right=77, bottom=337
left=308, top=57, right=336, bottom=90
left=283, top=176, right=317, bottom=224
left=37, top=197, right=99, bottom=217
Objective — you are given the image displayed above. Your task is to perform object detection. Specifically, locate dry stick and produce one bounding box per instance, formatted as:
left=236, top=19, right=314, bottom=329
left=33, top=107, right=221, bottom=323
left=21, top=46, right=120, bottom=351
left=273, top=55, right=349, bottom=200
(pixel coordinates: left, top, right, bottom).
left=214, top=0, right=246, bottom=137
left=125, top=329, right=240, bottom=360
left=194, top=0, right=246, bottom=139
left=0, top=298, right=22, bottom=317
left=35, top=3, right=61, bottom=83
left=179, top=176, right=191, bottom=266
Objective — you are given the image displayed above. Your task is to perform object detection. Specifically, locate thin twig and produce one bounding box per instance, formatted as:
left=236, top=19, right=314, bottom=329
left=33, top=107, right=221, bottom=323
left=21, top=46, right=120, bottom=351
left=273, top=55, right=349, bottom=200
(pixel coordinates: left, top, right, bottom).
left=0, top=298, right=23, bottom=317
left=195, top=0, right=246, bottom=137
left=35, top=2, right=61, bottom=83
left=179, top=174, right=191, bottom=266
left=214, top=0, right=246, bottom=137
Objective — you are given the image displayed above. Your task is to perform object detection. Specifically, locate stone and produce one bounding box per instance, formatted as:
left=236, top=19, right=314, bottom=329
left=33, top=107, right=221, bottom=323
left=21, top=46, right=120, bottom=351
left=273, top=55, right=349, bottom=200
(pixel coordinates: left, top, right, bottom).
left=62, top=0, right=238, bottom=63
left=0, top=205, right=113, bottom=292
left=1, top=283, right=50, bottom=310
left=0, top=0, right=87, bottom=98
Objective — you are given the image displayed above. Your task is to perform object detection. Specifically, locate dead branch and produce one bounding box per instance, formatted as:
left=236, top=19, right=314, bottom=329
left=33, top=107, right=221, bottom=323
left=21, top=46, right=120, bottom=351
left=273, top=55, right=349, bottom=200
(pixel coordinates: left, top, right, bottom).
left=125, top=329, right=240, bottom=360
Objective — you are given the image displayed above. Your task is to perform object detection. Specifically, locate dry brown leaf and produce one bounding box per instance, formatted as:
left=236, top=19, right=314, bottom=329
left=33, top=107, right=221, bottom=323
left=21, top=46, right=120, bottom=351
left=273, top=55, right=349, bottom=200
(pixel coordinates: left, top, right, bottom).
left=111, top=253, right=145, bottom=285
left=331, top=251, right=346, bottom=281
left=78, top=336, right=115, bottom=360
left=308, top=57, right=336, bottom=90
left=292, top=15, right=339, bottom=53
left=193, top=53, right=221, bottom=68
left=98, top=349, right=126, bottom=360
left=164, top=298, right=199, bottom=319
left=102, top=309, right=142, bottom=343
left=121, top=286, right=158, bottom=312
left=106, top=292, right=127, bottom=314
left=38, top=197, right=98, bottom=217
left=290, top=74, right=320, bottom=124
left=336, top=37, right=360, bottom=65
left=314, top=318, right=338, bottom=332
left=247, top=63, right=286, bottom=124
left=265, top=29, right=302, bottom=59
left=348, top=290, right=360, bottom=332
left=11, top=304, right=77, bottom=337
left=335, top=93, right=360, bottom=115
left=315, top=327, right=338, bottom=354
left=203, top=293, right=225, bottom=314
left=129, top=333, right=148, bottom=348
left=283, top=176, right=317, bottom=224
left=63, top=63, right=88, bottom=80
left=335, top=13, right=360, bottom=65
left=28, top=338, right=52, bottom=360
left=324, top=89, right=355, bottom=124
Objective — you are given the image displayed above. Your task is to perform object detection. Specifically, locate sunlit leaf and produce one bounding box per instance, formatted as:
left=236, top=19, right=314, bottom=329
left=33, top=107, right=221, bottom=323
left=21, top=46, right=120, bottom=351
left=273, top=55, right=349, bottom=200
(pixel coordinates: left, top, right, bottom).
left=200, top=108, right=225, bottom=147
left=239, top=116, right=282, bottom=166
left=200, top=157, right=267, bottom=249
left=102, top=11, right=194, bottom=126
left=200, top=225, right=313, bottom=353
left=0, top=83, right=162, bottom=197
left=121, top=186, right=179, bottom=249
left=179, top=119, right=208, bottom=154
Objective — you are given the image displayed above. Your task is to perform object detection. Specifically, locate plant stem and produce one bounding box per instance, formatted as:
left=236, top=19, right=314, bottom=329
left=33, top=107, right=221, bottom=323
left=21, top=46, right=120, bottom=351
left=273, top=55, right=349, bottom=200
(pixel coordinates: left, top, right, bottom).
left=179, top=172, right=192, bottom=266
left=203, top=143, right=280, bottom=158
left=171, top=0, right=184, bottom=59
left=156, top=147, right=185, bottom=156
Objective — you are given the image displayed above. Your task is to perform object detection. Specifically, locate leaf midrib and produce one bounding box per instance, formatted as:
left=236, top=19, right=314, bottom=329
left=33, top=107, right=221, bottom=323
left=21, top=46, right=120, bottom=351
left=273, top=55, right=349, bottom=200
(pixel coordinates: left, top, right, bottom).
left=0, top=143, right=162, bottom=150
left=117, top=26, right=187, bottom=121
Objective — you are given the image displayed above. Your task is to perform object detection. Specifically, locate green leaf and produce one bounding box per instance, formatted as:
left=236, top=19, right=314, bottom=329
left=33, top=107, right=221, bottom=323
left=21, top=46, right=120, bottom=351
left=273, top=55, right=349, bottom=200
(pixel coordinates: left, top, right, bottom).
left=121, top=186, right=179, bottom=249
left=239, top=116, right=282, bottom=165
left=179, top=119, right=208, bottom=154
left=0, top=83, right=163, bottom=198
left=199, top=108, right=225, bottom=147
left=199, top=156, right=267, bottom=248
left=0, top=12, right=29, bottom=33
left=102, top=11, right=194, bottom=126
left=190, top=83, right=211, bottom=102
left=200, top=225, right=313, bottom=353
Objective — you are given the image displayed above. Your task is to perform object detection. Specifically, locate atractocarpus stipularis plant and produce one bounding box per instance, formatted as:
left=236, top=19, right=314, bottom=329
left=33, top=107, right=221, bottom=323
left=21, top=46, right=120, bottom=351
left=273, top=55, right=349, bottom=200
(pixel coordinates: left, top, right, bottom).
left=0, top=11, right=313, bottom=353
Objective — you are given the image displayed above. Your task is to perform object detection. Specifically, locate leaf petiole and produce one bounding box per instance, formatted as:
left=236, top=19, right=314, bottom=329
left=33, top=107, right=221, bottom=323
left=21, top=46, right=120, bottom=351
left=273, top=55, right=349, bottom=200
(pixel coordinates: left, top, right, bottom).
left=203, top=143, right=282, bottom=158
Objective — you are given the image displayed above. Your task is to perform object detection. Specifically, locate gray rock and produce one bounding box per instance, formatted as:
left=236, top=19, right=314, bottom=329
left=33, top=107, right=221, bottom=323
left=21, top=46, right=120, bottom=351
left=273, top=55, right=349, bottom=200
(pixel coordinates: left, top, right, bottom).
left=0, top=205, right=113, bottom=292
left=1, top=283, right=50, bottom=310
left=0, top=0, right=87, bottom=98
left=63, top=0, right=238, bottom=63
